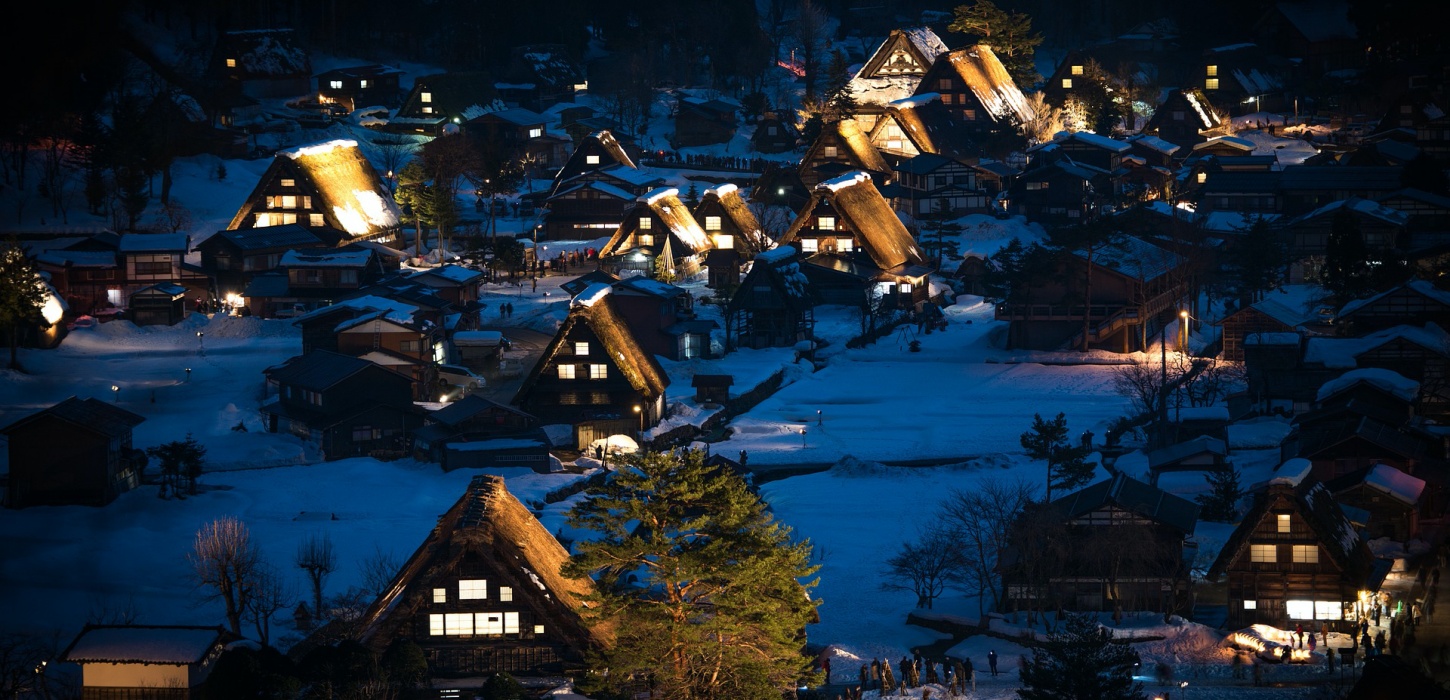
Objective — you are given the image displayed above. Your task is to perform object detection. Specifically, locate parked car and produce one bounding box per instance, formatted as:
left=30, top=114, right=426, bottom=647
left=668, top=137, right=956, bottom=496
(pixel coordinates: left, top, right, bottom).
left=436, top=364, right=486, bottom=399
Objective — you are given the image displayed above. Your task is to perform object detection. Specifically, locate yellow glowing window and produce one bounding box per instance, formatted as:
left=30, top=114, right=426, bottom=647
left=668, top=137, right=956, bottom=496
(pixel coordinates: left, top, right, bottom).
left=433, top=588, right=446, bottom=603
left=1277, top=514, right=1291, bottom=533
left=360, top=80, right=369, bottom=88
left=1293, top=545, right=1318, bottom=564
left=1207, top=65, right=1218, bottom=77
left=638, top=217, right=652, bottom=230
left=705, top=216, right=722, bottom=231
left=801, top=239, right=818, bottom=253
left=499, top=586, right=513, bottom=602
left=1061, top=79, right=1073, bottom=89
left=459, top=579, right=487, bottom=599
left=226, top=58, right=236, bottom=68
left=838, top=239, right=853, bottom=252
left=1243, top=600, right=1257, bottom=610
left=899, top=282, right=912, bottom=293
left=1071, top=65, right=1084, bottom=75
left=1206, top=78, right=1219, bottom=90
left=818, top=216, right=836, bottom=231
left=280, top=179, right=295, bottom=188
left=823, top=146, right=838, bottom=158
left=421, top=92, right=432, bottom=103
left=1197, top=172, right=1207, bottom=184
left=557, top=364, right=576, bottom=380
left=422, top=106, right=432, bottom=114
left=639, top=234, right=654, bottom=246
left=281, top=195, right=297, bottom=209
left=574, top=341, right=589, bottom=356
left=309, top=213, right=325, bottom=227
left=585, top=154, right=600, bottom=164
left=534, top=624, right=546, bottom=634
left=1250, top=544, right=1276, bottom=563
left=714, top=234, right=734, bottom=249
left=590, top=364, right=608, bottom=380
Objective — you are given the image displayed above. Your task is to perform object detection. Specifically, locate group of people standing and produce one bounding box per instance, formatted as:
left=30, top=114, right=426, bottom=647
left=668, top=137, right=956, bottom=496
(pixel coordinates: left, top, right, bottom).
left=837, top=650, right=998, bottom=699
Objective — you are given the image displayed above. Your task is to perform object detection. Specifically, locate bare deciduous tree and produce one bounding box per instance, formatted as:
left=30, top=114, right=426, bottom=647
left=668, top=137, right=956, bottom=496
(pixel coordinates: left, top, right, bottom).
left=360, top=545, right=401, bottom=596
left=149, top=200, right=194, bottom=234
left=939, top=476, right=1040, bottom=614
left=881, top=524, right=959, bottom=609
left=190, top=516, right=261, bottom=636
left=296, top=533, right=337, bottom=624
left=793, top=0, right=831, bottom=102
left=245, top=564, right=291, bottom=647
left=1020, top=92, right=1064, bottom=144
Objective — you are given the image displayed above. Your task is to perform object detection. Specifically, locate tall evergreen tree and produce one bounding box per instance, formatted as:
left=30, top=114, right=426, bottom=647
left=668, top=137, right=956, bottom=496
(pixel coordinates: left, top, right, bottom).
left=0, top=240, right=46, bottom=370
left=1196, top=468, right=1244, bottom=522
left=948, top=0, right=1044, bottom=88
left=1020, top=412, right=1096, bottom=502
left=821, top=49, right=859, bottom=124
left=1019, top=613, right=1145, bottom=700
left=564, top=449, right=821, bottom=700
left=1223, top=217, right=1288, bottom=304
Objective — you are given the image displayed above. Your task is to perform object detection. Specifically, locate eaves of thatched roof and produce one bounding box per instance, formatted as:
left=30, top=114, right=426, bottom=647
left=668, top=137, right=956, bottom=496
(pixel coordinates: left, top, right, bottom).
left=943, top=45, right=1034, bottom=125
left=513, top=289, right=669, bottom=405
left=778, top=172, right=927, bottom=271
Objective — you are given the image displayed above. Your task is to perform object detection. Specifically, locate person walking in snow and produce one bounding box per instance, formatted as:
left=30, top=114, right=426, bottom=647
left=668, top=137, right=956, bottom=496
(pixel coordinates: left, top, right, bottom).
left=1308, top=632, right=1317, bottom=653
left=988, top=649, right=998, bottom=676
left=942, top=661, right=954, bottom=695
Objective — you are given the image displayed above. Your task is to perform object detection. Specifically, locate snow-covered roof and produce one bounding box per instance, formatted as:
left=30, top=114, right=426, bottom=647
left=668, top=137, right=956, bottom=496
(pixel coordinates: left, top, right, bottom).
left=1232, top=68, right=1281, bottom=95
left=1193, top=136, right=1255, bottom=153
left=1295, top=197, right=1409, bottom=227
left=450, top=437, right=547, bottom=451
left=64, top=625, right=227, bottom=665
left=1362, top=463, right=1424, bottom=505
left=755, top=245, right=796, bottom=265
left=1245, top=331, right=1302, bottom=345
left=293, top=295, right=419, bottom=324
left=34, top=250, right=116, bottom=268
left=416, top=264, right=484, bottom=284
left=1077, top=236, right=1183, bottom=282
left=280, top=249, right=372, bottom=267
left=1128, top=134, right=1181, bottom=156
left=1339, top=278, right=1450, bottom=318
left=269, top=140, right=401, bottom=236
left=1315, top=367, right=1420, bottom=402
left=1056, top=130, right=1132, bottom=153
left=889, top=92, right=941, bottom=110
left=903, top=26, right=949, bottom=62
left=820, top=170, right=873, bottom=193
left=572, top=283, right=612, bottom=308
left=942, top=46, right=1034, bottom=124
left=1303, top=323, right=1450, bottom=368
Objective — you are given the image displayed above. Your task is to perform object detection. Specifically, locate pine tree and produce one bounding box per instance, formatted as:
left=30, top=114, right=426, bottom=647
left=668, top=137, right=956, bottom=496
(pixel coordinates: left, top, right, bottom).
left=1196, top=468, right=1244, bottom=522
left=564, top=449, right=821, bottom=700
left=948, top=0, right=1045, bottom=88
left=1020, top=413, right=1097, bottom=502
left=1019, top=613, right=1145, bottom=700
left=821, top=50, right=859, bottom=124
left=148, top=433, right=207, bottom=496
left=0, top=240, right=47, bottom=370
left=1223, top=217, right=1287, bottom=304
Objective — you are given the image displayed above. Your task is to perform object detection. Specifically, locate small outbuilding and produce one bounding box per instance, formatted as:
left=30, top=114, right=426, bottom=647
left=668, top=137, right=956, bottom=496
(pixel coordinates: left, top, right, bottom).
left=129, top=283, right=190, bottom=326
left=691, top=374, right=733, bottom=404
left=61, top=624, right=235, bottom=694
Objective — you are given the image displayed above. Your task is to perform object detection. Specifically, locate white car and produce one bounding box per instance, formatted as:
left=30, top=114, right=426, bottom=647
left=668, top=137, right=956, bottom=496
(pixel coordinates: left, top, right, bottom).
left=436, top=364, right=486, bottom=399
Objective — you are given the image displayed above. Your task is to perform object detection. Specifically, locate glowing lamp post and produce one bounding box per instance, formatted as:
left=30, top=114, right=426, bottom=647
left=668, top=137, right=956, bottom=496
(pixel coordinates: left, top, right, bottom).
left=800, top=427, right=807, bottom=448
left=196, top=331, right=205, bottom=357
left=817, top=409, right=822, bottom=426
left=111, top=385, right=119, bottom=402
left=185, top=367, right=192, bottom=382
left=633, top=405, right=643, bottom=447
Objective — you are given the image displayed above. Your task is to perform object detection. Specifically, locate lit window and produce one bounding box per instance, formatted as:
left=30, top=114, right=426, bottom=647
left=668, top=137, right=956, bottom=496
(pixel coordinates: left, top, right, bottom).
left=714, top=234, right=734, bottom=249
left=1293, top=545, right=1318, bottom=564
left=505, top=612, right=520, bottom=634
left=429, top=614, right=444, bottom=635
left=585, top=154, right=600, bottom=165
left=1250, top=544, right=1276, bottom=563
left=887, top=139, right=903, bottom=150
left=421, top=92, right=432, bottom=103
left=226, top=58, right=236, bottom=68
left=459, top=579, right=487, bottom=600
left=280, top=178, right=295, bottom=188
left=638, top=217, right=652, bottom=230
left=940, top=94, right=953, bottom=105
left=281, top=195, right=297, bottom=209
left=557, top=364, right=576, bottom=380
left=1205, top=78, right=1219, bottom=90
left=704, top=216, right=722, bottom=231
left=529, top=127, right=542, bottom=138
left=422, top=106, right=433, bottom=114
left=1071, top=65, right=1084, bottom=76
left=899, top=282, right=912, bottom=294
left=360, top=79, right=369, bottom=88
left=1243, top=600, right=1257, bottom=610
left=837, top=239, right=853, bottom=252
left=575, top=341, right=590, bottom=355
left=639, top=234, right=654, bottom=247
left=818, top=216, right=836, bottom=231
left=1061, top=79, right=1073, bottom=89
left=1196, top=172, right=1207, bottom=184
left=445, top=612, right=473, bottom=634
left=801, top=239, right=818, bottom=253
left=476, top=612, right=504, bottom=635
left=309, top=213, right=325, bottom=227
left=963, top=109, right=977, bottom=120
left=1277, top=514, right=1291, bottom=533
left=329, top=80, right=343, bottom=90
left=499, top=586, right=513, bottom=602
left=1207, top=65, right=1218, bottom=77
left=433, top=588, right=446, bottom=603
left=534, top=624, right=546, bottom=634
left=823, top=146, right=838, bottom=158
left=590, top=364, right=607, bottom=380
left=301, top=196, right=312, bottom=209
left=1315, top=601, right=1342, bottom=620
left=1286, top=600, right=1314, bottom=620
left=938, top=78, right=952, bottom=90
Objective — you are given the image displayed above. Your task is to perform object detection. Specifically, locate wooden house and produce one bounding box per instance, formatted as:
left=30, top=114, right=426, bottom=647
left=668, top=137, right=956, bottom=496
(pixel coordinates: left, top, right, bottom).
left=464, top=107, right=570, bottom=170
left=400, top=265, right=486, bottom=307
left=911, top=45, right=1034, bottom=140
left=607, top=276, right=715, bottom=361
left=597, top=187, right=713, bottom=280
left=32, top=247, right=120, bottom=316
left=543, top=131, right=663, bottom=240
left=1146, top=435, right=1230, bottom=485
left=847, top=27, right=950, bottom=132
left=2, top=397, right=145, bottom=509
left=291, top=294, right=437, bottom=353
left=333, top=310, right=445, bottom=400
left=1199, top=43, right=1284, bottom=115
left=61, top=624, right=233, bottom=694
left=227, top=139, right=403, bottom=245
left=212, top=29, right=311, bottom=99
left=891, top=153, right=992, bottom=218
left=1144, top=88, right=1227, bottom=150
left=1125, top=134, right=1182, bottom=168
left=355, top=475, right=610, bottom=677
left=260, top=350, right=423, bottom=460
left=1243, top=323, right=1450, bottom=415
left=1250, top=1, right=1362, bottom=74
left=1379, top=188, right=1450, bottom=235
left=195, top=224, right=331, bottom=304
left=725, top=245, right=817, bottom=351
left=501, top=44, right=585, bottom=110
left=1222, top=296, right=1321, bottom=362
left=560, top=269, right=620, bottom=298
left=694, top=183, right=771, bottom=289
left=797, top=119, right=891, bottom=188
left=1207, top=478, right=1383, bottom=632
left=128, top=283, right=189, bottom=326
left=1005, top=159, right=1109, bottom=225
left=995, top=235, right=1188, bottom=352
left=751, top=111, right=800, bottom=154
left=1336, top=278, right=1450, bottom=336
left=1325, top=464, right=1425, bottom=541
left=315, top=64, right=402, bottom=112
left=512, top=284, right=670, bottom=448
left=1039, top=51, right=1101, bottom=109
left=1028, top=130, right=1132, bottom=173
left=867, top=93, right=972, bottom=161
left=117, top=233, right=208, bottom=300
left=692, top=375, right=733, bottom=404
left=673, top=96, right=738, bottom=147
left=242, top=248, right=390, bottom=318
left=777, top=171, right=934, bottom=310
left=1285, top=197, right=1409, bottom=280
left=1276, top=167, right=1406, bottom=218
left=412, top=396, right=550, bottom=472
left=1002, top=473, right=1200, bottom=613
left=393, top=72, right=498, bottom=135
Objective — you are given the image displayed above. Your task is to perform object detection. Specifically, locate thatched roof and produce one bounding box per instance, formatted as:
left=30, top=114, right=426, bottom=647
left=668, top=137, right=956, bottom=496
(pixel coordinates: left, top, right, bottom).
left=725, top=245, right=816, bottom=315
left=696, top=183, right=770, bottom=253
left=513, top=285, right=670, bottom=405
left=777, top=171, right=927, bottom=270
left=226, top=140, right=401, bottom=238
left=598, top=187, right=712, bottom=258
left=941, top=45, right=1035, bottom=125
left=357, top=474, right=613, bottom=652
left=872, top=93, right=972, bottom=156
left=1207, top=480, right=1374, bottom=583
left=800, top=119, right=890, bottom=179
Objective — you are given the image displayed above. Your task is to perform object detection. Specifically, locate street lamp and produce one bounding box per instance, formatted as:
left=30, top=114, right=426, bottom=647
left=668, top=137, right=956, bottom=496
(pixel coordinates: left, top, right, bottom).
left=800, top=427, right=807, bottom=447
left=184, top=367, right=191, bottom=382
left=1179, top=681, right=1188, bottom=700
left=196, top=331, right=205, bottom=356
left=111, top=385, right=119, bottom=402
left=633, top=405, right=643, bottom=447
left=817, top=409, right=822, bottom=426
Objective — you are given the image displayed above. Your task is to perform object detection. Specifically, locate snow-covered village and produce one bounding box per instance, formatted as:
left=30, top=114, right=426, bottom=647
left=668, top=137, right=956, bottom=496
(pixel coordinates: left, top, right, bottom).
left=2, top=0, right=1450, bottom=698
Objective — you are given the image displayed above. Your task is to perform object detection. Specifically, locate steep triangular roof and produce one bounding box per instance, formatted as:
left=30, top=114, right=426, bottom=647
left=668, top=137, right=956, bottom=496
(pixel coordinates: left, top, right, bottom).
left=695, top=183, right=770, bottom=254
left=725, top=245, right=817, bottom=316
left=871, top=93, right=971, bottom=156
left=1208, top=480, right=1374, bottom=582
left=357, top=475, right=613, bottom=655
left=226, top=140, right=401, bottom=239
left=856, top=27, right=948, bottom=80
left=799, top=119, right=890, bottom=179
left=549, top=130, right=637, bottom=197
left=777, top=171, right=927, bottom=270
left=939, top=45, right=1035, bottom=124
left=1, top=396, right=145, bottom=438
left=1046, top=472, right=1201, bottom=534
left=513, top=285, right=670, bottom=405
left=598, top=187, right=712, bottom=259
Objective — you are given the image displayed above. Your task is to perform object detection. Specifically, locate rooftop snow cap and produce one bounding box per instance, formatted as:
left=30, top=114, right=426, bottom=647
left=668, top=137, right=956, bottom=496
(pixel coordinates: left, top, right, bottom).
left=573, top=283, right=612, bottom=308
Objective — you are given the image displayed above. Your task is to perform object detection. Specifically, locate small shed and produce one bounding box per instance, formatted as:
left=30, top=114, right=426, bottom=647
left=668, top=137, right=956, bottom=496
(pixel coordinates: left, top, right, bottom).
left=1146, top=435, right=1230, bottom=484
left=129, top=283, right=189, bottom=326
left=692, top=374, right=733, bottom=404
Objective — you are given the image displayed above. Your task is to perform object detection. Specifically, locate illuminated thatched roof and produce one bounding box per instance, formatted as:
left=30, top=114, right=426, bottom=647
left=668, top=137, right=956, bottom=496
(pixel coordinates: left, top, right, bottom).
left=871, top=93, right=972, bottom=156
left=514, top=285, right=669, bottom=406
left=696, top=183, right=771, bottom=254
left=799, top=119, right=890, bottom=182
left=226, top=140, right=401, bottom=239
left=778, top=171, right=927, bottom=270
left=357, top=474, right=613, bottom=656
left=941, top=45, right=1034, bottom=125
left=598, top=187, right=712, bottom=258
left=550, top=130, right=638, bottom=197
